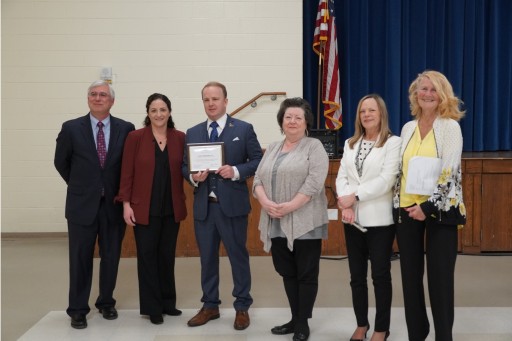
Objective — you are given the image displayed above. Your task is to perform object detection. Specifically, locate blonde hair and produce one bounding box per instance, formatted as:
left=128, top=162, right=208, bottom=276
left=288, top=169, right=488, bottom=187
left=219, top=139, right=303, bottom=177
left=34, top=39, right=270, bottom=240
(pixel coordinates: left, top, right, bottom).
left=408, top=70, right=465, bottom=121
left=348, top=94, right=392, bottom=149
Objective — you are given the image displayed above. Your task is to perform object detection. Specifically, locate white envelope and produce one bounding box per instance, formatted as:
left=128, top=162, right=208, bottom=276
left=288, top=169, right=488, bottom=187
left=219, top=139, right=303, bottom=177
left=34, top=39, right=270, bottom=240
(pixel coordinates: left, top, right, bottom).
left=405, top=156, right=442, bottom=195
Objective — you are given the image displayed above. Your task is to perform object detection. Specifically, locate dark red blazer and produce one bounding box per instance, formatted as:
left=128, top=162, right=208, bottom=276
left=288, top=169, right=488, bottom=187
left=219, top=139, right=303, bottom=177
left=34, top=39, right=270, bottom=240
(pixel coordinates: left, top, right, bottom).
left=116, top=126, right=187, bottom=225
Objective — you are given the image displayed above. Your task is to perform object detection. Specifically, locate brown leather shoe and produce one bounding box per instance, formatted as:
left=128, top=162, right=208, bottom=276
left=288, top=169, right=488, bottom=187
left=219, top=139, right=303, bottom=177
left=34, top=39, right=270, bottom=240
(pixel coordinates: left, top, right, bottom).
left=234, top=310, right=250, bottom=330
left=187, top=307, right=220, bottom=327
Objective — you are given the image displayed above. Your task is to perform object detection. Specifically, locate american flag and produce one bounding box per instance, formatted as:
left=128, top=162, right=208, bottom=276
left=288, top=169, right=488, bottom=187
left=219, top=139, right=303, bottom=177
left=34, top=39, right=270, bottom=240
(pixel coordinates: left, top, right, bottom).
left=313, top=0, right=342, bottom=130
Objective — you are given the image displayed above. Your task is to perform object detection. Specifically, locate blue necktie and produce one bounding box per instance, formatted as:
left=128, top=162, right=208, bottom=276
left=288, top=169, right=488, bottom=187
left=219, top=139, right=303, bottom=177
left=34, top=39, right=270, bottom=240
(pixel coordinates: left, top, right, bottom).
left=208, top=121, right=219, bottom=197
left=209, top=121, right=219, bottom=142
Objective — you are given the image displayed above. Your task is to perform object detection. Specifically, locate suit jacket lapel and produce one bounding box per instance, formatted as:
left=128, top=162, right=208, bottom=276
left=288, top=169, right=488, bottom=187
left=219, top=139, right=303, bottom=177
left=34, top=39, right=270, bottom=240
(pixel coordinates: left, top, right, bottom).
left=202, top=120, right=210, bottom=142
left=81, top=114, right=98, bottom=155
left=106, top=115, right=119, bottom=166
left=220, top=116, right=235, bottom=142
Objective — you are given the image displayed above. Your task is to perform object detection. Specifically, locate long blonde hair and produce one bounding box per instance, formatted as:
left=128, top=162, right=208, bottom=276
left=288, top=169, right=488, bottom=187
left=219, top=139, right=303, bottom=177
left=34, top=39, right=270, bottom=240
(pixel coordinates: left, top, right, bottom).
left=348, top=94, right=392, bottom=149
left=408, top=70, right=465, bottom=121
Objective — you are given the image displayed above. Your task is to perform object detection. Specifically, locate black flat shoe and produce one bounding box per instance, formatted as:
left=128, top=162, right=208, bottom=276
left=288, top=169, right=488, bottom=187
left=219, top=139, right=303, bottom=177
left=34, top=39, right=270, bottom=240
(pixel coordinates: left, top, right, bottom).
left=293, top=331, right=310, bottom=341
left=350, top=323, right=370, bottom=341
left=70, top=314, right=87, bottom=329
left=150, top=314, right=163, bottom=324
left=99, top=306, right=118, bottom=320
left=293, top=324, right=310, bottom=341
left=271, top=321, right=295, bottom=335
left=163, top=308, right=182, bottom=316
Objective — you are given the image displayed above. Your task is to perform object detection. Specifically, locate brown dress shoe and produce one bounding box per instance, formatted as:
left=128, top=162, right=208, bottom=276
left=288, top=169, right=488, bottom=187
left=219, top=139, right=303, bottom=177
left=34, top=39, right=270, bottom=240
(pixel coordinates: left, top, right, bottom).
left=234, top=310, right=250, bottom=330
left=187, top=307, right=220, bottom=327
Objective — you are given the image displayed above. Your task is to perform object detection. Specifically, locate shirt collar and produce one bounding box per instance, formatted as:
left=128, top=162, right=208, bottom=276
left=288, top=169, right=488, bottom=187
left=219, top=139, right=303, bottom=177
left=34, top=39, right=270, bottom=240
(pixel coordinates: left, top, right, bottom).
left=90, top=113, right=111, bottom=128
left=208, top=114, right=228, bottom=130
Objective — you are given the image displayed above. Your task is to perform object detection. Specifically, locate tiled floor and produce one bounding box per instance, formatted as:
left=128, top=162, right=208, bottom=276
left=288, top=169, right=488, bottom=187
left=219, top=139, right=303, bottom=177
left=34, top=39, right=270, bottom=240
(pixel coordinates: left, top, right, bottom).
left=18, top=308, right=512, bottom=341
left=2, top=237, right=512, bottom=340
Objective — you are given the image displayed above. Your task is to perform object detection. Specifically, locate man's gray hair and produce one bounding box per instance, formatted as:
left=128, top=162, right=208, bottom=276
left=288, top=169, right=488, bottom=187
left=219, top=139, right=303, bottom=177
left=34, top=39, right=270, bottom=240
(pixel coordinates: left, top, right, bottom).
left=88, top=80, right=115, bottom=98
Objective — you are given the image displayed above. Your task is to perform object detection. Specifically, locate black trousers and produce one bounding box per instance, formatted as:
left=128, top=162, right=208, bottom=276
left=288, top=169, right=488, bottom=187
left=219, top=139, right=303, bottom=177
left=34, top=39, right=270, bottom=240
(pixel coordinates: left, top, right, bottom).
left=396, top=213, right=458, bottom=341
left=66, top=198, right=126, bottom=316
left=270, top=237, right=322, bottom=326
left=344, top=223, right=396, bottom=332
left=134, top=215, right=180, bottom=315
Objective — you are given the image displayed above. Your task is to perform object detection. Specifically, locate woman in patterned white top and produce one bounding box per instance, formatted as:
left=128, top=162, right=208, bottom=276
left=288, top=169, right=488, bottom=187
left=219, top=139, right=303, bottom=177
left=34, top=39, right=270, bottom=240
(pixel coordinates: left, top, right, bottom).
left=393, top=70, right=466, bottom=341
left=336, top=94, right=401, bottom=341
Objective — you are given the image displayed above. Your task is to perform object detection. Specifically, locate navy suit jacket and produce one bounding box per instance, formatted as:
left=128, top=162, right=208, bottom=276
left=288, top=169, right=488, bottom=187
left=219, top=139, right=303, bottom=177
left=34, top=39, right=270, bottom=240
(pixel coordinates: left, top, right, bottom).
left=182, top=115, right=262, bottom=221
left=54, top=114, right=135, bottom=226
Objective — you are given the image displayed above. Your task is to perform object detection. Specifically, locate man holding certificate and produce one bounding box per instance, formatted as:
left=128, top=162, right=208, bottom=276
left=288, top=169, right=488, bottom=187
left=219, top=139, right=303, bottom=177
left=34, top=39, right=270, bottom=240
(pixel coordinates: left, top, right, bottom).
left=393, top=70, right=466, bottom=341
left=182, top=81, right=262, bottom=330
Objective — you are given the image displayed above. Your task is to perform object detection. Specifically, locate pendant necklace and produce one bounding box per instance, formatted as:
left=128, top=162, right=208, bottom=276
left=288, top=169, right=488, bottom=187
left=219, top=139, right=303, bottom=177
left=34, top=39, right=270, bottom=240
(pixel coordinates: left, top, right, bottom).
left=152, top=130, right=166, bottom=145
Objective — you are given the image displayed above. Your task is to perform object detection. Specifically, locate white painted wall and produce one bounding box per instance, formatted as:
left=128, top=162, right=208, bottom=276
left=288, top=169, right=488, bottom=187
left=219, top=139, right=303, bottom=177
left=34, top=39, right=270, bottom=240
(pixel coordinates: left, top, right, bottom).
left=1, top=0, right=303, bottom=232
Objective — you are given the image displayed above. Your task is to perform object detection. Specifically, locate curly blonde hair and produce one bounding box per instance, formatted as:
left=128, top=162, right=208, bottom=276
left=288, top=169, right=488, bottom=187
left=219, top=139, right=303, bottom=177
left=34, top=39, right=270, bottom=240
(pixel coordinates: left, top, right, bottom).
left=408, top=70, right=465, bottom=121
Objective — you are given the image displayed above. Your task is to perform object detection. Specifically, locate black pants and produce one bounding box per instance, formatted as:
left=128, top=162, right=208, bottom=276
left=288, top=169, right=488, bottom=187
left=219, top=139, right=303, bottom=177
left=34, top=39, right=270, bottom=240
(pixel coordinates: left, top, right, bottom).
left=66, top=199, right=126, bottom=316
left=396, top=213, right=458, bottom=341
left=344, top=223, right=396, bottom=332
left=270, top=237, right=322, bottom=326
left=134, top=215, right=180, bottom=315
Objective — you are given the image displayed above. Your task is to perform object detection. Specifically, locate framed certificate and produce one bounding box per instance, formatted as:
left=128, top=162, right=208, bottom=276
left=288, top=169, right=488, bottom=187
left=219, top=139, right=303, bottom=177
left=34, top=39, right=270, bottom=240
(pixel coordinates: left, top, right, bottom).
left=187, top=142, right=225, bottom=173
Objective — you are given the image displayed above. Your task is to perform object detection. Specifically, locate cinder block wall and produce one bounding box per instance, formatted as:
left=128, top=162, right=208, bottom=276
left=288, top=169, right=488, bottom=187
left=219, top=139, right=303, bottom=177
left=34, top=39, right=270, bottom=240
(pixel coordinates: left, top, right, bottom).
left=1, top=0, right=303, bottom=232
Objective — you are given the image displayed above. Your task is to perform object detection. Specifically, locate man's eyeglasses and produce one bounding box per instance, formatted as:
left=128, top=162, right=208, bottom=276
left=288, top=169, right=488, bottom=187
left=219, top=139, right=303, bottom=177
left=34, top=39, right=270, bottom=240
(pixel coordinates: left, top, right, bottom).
left=88, top=92, right=110, bottom=98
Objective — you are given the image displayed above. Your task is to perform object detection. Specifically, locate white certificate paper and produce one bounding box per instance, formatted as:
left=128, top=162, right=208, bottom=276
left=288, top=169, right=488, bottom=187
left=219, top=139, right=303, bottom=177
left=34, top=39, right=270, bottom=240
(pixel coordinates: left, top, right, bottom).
left=405, top=156, right=442, bottom=195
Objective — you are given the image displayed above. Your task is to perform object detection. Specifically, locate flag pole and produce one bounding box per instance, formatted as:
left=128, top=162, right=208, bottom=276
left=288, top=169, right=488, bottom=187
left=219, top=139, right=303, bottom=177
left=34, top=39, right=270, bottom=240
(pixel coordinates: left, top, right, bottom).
left=317, top=42, right=324, bottom=129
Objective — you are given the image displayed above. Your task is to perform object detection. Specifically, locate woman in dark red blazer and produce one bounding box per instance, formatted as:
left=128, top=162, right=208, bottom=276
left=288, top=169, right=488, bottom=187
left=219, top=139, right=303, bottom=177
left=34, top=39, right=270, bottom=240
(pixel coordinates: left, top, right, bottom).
left=116, top=93, right=187, bottom=324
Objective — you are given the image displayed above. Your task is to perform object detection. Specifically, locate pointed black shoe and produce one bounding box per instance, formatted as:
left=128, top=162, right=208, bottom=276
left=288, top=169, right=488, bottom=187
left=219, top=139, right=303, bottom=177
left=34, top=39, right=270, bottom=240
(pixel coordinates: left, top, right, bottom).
left=163, top=308, right=182, bottom=316
left=271, top=320, right=295, bottom=335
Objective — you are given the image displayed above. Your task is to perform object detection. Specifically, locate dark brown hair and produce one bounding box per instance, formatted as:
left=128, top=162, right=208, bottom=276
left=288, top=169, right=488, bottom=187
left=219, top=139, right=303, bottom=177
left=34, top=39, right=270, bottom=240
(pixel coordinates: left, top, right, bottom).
left=276, top=97, right=314, bottom=133
left=143, top=93, right=175, bottom=128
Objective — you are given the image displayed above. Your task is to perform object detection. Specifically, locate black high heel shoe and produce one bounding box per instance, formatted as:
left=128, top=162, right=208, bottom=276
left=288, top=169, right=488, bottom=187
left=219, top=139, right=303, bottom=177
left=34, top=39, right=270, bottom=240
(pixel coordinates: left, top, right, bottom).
left=349, top=323, right=370, bottom=341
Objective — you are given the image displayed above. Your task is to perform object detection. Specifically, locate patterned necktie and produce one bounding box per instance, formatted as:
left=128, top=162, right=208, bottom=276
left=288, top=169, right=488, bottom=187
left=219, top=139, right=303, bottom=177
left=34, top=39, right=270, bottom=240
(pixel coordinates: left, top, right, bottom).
left=97, top=121, right=107, bottom=168
left=209, top=121, right=219, bottom=142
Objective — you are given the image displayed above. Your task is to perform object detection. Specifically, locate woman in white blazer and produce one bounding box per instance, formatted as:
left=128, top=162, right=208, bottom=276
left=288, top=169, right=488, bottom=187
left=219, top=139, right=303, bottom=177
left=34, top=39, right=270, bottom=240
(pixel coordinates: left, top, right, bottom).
left=336, top=94, right=401, bottom=341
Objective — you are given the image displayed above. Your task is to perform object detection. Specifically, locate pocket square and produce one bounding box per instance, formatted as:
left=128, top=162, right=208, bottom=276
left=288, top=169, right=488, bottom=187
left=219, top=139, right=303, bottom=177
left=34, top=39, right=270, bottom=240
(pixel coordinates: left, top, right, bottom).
left=233, top=137, right=240, bottom=141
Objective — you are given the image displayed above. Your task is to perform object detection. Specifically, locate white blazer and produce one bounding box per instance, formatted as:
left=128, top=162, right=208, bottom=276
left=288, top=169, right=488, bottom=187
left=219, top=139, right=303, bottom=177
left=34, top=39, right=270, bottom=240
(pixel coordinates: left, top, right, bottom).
left=336, top=135, right=401, bottom=227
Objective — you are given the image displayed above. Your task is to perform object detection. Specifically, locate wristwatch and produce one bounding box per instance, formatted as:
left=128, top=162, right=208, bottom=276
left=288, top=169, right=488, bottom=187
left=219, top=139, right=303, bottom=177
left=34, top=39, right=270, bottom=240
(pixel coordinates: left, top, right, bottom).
left=355, top=195, right=360, bottom=201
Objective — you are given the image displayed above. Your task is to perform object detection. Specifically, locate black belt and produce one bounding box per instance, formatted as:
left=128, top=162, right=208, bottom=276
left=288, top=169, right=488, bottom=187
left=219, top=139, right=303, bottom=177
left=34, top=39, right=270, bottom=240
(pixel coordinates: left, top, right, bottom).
left=208, top=196, right=219, bottom=203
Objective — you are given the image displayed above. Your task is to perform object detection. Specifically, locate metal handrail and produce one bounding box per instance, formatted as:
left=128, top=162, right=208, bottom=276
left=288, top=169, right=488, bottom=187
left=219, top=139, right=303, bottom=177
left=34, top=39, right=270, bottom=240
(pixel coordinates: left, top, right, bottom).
left=230, top=92, right=287, bottom=117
